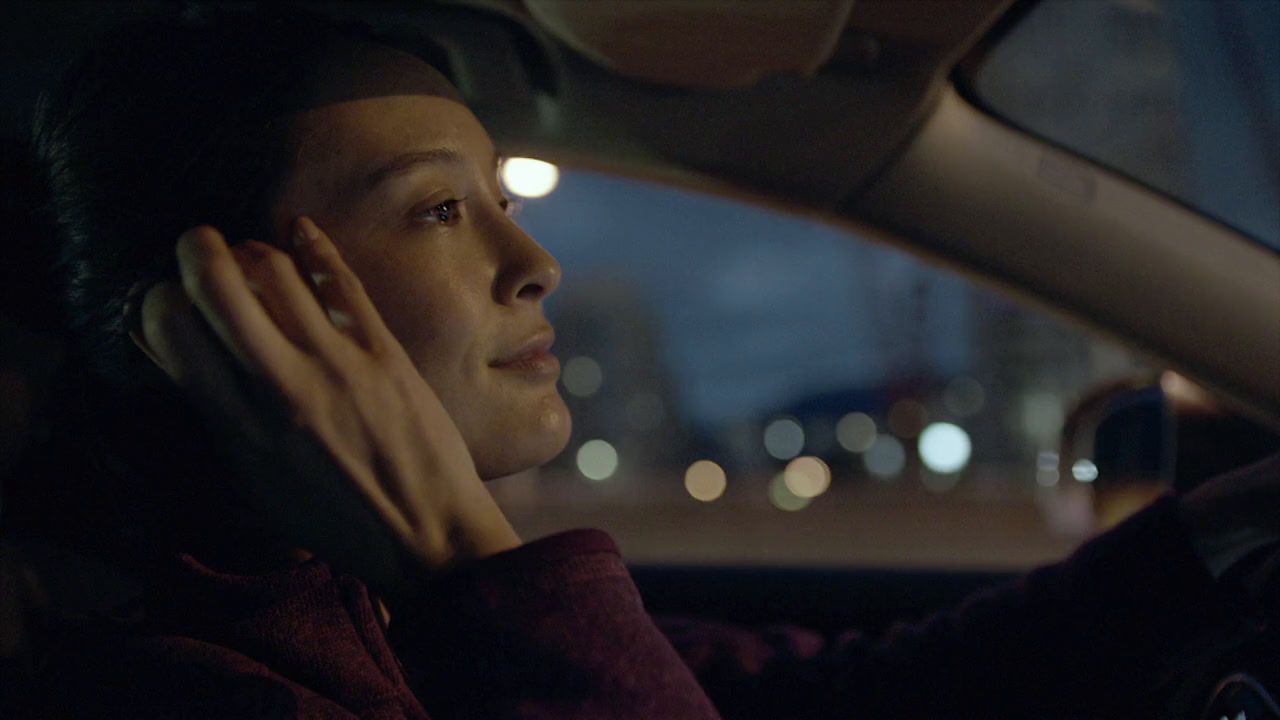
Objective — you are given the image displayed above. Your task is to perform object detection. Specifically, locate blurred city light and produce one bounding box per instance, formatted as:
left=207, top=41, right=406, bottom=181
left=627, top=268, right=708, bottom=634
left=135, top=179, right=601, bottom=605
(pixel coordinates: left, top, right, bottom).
left=1020, top=392, right=1064, bottom=441
left=783, top=456, right=831, bottom=498
left=864, top=434, right=906, bottom=479
left=1036, top=450, right=1060, bottom=487
left=918, top=422, right=972, bottom=474
left=684, top=460, right=727, bottom=502
left=562, top=356, right=603, bottom=397
left=763, top=417, right=805, bottom=460
left=1071, top=458, right=1099, bottom=483
left=943, top=376, right=986, bottom=418
left=888, top=399, right=928, bottom=439
left=501, top=157, right=560, bottom=198
left=836, top=412, right=876, bottom=453
left=768, top=473, right=811, bottom=511
left=576, top=439, right=618, bottom=481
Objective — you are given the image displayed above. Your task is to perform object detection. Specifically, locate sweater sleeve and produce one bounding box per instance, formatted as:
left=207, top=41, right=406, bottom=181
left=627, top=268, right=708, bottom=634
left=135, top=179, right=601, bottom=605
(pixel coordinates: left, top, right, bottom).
left=386, top=530, right=722, bottom=720
left=662, top=495, right=1247, bottom=719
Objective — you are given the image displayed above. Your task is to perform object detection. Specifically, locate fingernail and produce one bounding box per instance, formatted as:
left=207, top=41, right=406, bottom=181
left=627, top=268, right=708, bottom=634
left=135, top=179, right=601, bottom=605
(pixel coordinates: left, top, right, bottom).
left=327, top=308, right=354, bottom=330
left=296, top=217, right=320, bottom=246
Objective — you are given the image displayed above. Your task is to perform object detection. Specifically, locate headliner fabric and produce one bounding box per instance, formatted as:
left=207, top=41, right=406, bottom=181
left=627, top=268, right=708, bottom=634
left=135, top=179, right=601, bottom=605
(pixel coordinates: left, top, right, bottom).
left=523, top=0, right=855, bottom=90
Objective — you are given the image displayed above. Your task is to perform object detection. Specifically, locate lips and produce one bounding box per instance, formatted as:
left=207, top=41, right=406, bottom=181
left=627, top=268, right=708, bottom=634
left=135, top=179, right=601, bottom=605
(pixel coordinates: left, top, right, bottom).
left=490, top=328, right=559, bottom=378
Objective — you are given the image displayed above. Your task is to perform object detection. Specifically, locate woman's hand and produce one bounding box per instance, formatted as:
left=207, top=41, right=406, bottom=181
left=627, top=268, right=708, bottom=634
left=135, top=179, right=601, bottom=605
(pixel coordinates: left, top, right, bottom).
left=131, top=219, right=520, bottom=600
left=1179, top=452, right=1280, bottom=578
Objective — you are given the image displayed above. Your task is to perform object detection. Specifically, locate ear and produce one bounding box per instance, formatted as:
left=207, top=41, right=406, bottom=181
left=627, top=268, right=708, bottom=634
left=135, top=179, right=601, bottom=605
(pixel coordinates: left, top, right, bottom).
left=124, top=283, right=163, bottom=372
left=128, top=326, right=165, bottom=372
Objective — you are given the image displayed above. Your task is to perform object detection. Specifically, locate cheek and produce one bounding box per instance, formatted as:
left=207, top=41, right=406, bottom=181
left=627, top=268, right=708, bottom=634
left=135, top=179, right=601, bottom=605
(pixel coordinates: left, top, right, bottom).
left=347, top=250, right=486, bottom=380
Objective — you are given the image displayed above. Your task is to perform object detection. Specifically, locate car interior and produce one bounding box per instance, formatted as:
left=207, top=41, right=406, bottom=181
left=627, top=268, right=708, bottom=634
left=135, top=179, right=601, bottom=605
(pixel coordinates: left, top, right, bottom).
left=2, top=1, right=1279, bottom=717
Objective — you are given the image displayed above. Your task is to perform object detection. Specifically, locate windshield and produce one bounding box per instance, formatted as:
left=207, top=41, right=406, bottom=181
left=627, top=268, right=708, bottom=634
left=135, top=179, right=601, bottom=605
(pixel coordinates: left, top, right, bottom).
left=971, top=0, right=1280, bottom=249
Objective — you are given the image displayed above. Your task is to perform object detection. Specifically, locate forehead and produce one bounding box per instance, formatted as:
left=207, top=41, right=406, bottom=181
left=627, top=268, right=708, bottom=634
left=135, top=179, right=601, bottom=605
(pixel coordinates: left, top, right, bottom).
left=288, top=95, right=496, bottom=194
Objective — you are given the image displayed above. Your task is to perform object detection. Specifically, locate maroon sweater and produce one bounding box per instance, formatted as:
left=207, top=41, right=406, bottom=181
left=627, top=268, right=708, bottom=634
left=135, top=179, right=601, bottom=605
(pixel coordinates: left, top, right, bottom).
left=33, top=496, right=1242, bottom=718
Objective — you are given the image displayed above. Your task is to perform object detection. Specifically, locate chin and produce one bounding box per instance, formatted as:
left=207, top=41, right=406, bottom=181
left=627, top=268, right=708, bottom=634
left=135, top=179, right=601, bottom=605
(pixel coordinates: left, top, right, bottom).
left=474, top=398, right=572, bottom=480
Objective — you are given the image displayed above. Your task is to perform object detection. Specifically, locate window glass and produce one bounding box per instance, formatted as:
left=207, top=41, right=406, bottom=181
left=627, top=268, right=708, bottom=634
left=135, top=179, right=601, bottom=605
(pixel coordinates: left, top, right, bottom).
left=489, top=168, right=1153, bottom=569
left=972, top=0, right=1280, bottom=249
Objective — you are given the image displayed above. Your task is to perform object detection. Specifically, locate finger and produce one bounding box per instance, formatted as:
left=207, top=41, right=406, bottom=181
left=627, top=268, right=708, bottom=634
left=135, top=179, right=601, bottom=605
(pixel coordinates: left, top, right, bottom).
left=175, top=226, right=305, bottom=385
left=229, top=240, right=349, bottom=360
left=291, top=217, right=393, bottom=352
left=134, top=281, right=265, bottom=434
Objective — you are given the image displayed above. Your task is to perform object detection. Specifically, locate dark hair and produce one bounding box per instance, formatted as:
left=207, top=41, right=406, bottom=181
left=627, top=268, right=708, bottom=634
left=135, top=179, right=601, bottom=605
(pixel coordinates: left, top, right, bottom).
left=35, top=8, right=354, bottom=385
left=22, top=6, right=436, bottom=558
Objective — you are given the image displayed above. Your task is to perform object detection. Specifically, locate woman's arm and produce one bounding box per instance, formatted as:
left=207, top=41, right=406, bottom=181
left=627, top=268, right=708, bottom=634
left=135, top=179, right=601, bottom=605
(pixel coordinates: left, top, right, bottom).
left=661, top=491, right=1258, bottom=719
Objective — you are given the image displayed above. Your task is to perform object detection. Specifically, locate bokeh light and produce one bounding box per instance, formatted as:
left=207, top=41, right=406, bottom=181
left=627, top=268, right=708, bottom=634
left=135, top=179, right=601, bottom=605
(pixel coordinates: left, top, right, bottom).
left=1020, top=392, right=1064, bottom=441
left=576, top=439, right=618, bottom=481
left=562, top=356, right=603, bottom=397
left=501, top=157, right=560, bottom=198
left=684, top=460, right=728, bottom=502
left=763, top=418, right=805, bottom=460
left=768, top=473, right=811, bottom=511
left=943, top=376, right=986, bottom=418
left=836, top=412, right=876, bottom=453
left=1036, top=450, right=1060, bottom=487
left=1071, top=458, right=1099, bottom=483
left=783, top=456, right=831, bottom=498
left=917, top=422, right=971, bottom=474
left=863, top=434, right=906, bottom=479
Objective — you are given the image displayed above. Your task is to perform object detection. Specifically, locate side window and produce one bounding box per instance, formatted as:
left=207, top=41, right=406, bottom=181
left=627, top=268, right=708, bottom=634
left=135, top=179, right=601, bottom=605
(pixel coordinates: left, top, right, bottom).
left=491, top=168, right=1153, bottom=569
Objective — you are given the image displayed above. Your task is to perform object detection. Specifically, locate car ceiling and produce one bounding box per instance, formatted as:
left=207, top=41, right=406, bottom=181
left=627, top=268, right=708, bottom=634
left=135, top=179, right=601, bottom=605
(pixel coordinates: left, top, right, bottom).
left=0, top=0, right=1011, bottom=208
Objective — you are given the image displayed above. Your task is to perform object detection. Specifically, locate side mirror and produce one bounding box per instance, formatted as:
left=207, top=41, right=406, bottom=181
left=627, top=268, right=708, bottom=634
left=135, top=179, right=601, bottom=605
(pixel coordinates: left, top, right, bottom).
left=1059, top=372, right=1280, bottom=527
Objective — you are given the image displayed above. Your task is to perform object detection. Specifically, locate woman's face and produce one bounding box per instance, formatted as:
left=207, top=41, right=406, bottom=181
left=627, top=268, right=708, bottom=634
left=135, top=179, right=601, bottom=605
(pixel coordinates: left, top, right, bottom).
left=272, top=95, right=571, bottom=479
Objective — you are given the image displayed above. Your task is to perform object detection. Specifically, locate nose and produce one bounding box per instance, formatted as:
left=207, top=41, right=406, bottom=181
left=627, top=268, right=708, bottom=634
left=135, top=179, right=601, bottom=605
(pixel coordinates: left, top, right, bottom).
left=493, top=217, right=561, bottom=306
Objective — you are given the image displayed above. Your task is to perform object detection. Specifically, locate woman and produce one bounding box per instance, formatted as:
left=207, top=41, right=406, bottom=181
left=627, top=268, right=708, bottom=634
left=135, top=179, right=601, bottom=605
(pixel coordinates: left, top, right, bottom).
left=13, top=6, right=1280, bottom=719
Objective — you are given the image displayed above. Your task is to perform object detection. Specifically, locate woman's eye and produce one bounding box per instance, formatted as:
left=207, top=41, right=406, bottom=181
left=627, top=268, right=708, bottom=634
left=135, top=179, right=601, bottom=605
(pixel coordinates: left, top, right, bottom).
left=418, top=198, right=464, bottom=227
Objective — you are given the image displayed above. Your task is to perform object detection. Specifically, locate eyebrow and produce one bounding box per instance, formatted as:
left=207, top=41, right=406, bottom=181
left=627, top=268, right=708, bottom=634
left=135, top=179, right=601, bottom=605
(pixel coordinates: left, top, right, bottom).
left=363, top=146, right=501, bottom=192
left=364, top=147, right=467, bottom=190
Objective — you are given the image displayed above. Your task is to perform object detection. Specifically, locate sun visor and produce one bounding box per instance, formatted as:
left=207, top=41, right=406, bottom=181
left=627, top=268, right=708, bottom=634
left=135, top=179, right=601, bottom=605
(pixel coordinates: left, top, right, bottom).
left=523, top=0, right=855, bottom=90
